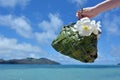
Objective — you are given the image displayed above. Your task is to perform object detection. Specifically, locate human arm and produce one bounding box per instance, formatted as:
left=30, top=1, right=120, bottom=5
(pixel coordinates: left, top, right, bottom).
left=76, top=0, right=120, bottom=18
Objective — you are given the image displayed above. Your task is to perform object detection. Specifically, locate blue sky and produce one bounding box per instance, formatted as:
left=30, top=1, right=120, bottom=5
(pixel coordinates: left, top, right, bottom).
left=0, top=0, right=120, bottom=65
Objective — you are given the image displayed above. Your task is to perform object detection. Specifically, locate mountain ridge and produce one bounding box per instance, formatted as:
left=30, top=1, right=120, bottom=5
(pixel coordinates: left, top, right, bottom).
left=0, top=57, right=60, bottom=64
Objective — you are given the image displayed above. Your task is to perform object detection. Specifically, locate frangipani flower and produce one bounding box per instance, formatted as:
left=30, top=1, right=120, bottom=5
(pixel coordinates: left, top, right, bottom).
left=93, top=21, right=101, bottom=35
left=78, top=24, right=93, bottom=36
left=73, top=17, right=101, bottom=36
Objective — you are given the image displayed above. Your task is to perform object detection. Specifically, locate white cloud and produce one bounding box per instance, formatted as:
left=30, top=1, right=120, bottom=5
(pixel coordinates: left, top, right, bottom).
left=35, top=13, right=63, bottom=44
left=110, top=46, right=120, bottom=58
left=0, top=35, right=45, bottom=59
left=39, top=13, right=63, bottom=32
left=70, top=0, right=87, bottom=6
left=96, top=8, right=120, bottom=36
left=102, top=13, right=120, bottom=36
left=0, top=14, right=33, bottom=38
left=0, top=0, right=30, bottom=8
left=94, top=54, right=118, bottom=65
left=35, top=32, right=56, bottom=44
left=47, top=52, right=82, bottom=64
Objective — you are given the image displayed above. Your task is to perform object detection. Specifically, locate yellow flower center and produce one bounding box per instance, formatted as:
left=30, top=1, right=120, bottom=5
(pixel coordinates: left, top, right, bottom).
left=83, top=25, right=89, bottom=31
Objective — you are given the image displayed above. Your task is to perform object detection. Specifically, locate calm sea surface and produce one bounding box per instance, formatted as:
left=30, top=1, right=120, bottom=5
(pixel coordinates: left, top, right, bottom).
left=0, top=64, right=120, bottom=80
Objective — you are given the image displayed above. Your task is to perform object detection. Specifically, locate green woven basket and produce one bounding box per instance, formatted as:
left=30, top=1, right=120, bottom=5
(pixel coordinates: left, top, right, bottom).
left=51, top=23, right=98, bottom=63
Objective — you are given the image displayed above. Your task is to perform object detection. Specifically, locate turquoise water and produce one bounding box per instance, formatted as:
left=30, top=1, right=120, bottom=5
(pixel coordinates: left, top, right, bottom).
left=0, top=65, right=120, bottom=80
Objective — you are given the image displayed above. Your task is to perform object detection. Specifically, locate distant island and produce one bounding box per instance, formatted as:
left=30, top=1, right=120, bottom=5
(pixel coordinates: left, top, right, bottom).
left=0, top=58, right=60, bottom=64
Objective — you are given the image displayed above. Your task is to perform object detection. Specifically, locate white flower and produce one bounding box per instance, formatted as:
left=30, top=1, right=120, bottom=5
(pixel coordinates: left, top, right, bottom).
left=78, top=24, right=94, bottom=36
left=73, top=17, right=101, bottom=36
left=74, top=17, right=94, bottom=36
left=80, top=17, right=91, bottom=24
left=92, top=21, right=101, bottom=35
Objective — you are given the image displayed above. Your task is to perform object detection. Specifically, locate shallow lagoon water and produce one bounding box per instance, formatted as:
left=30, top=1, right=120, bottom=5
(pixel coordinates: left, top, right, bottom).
left=0, top=64, right=120, bottom=80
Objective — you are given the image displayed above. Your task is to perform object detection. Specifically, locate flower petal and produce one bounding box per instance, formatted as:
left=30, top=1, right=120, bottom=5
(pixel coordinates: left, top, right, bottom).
left=74, top=17, right=101, bottom=36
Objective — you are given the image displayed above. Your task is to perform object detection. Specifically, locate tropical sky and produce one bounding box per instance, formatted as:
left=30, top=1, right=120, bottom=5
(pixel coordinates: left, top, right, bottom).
left=0, top=0, right=120, bottom=64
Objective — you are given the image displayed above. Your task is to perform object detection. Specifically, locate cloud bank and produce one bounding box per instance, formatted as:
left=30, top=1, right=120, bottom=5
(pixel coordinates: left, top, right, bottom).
left=35, top=13, right=63, bottom=44
left=0, top=0, right=30, bottom=8
left=0, top=14, right=33, bottom=38
left=0, top=35, right=43, bottom=59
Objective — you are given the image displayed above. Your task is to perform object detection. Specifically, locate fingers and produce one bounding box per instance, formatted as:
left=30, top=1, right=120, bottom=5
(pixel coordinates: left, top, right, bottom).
left=76, top=7, right=96, bottom=19
left=76, top=10, right=84, bottom=19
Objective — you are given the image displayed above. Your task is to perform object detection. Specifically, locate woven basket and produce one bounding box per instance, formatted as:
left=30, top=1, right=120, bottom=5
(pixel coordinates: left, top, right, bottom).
left=51, top=23, right=98, bottom=63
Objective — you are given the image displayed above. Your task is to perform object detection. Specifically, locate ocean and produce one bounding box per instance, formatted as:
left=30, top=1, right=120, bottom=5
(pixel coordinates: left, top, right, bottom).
left=0, top=64, right=120, bottom=80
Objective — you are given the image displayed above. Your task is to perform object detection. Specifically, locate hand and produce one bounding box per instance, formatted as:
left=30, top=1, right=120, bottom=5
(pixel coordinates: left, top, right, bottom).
left=76, top=7, right=99, bottom=19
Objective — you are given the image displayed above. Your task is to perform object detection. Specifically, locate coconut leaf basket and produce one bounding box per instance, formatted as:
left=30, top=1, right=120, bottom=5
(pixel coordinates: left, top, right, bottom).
left=51, top=22, right=101, bottom=63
